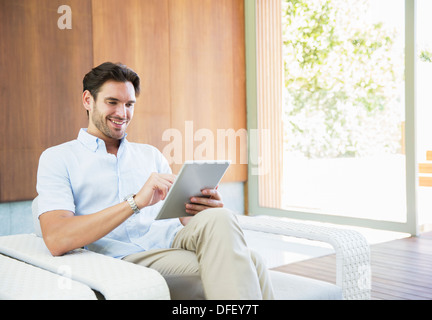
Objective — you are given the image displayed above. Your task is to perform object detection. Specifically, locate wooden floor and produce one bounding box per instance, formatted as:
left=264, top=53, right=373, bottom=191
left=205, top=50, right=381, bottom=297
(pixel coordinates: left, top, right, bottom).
left=273, top=232, right=432, bottom=300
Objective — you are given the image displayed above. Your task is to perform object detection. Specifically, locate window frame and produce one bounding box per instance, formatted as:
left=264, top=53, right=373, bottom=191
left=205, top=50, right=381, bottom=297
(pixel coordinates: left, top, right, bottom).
left=245, top=0, right=419, bottom=235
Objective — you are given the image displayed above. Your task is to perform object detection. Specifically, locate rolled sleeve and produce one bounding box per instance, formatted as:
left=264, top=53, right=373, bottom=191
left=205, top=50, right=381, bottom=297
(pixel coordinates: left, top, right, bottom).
left=36, top=147, right=75, bottom=217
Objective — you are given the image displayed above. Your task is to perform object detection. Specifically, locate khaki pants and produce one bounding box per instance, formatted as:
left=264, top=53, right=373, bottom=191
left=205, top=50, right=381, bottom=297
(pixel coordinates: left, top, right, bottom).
left=123, top=208, right=274, bottom=300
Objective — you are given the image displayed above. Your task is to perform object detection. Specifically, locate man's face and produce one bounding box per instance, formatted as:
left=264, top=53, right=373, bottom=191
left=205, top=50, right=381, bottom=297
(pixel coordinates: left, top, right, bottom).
left=86, top=80, right=136, bottom=141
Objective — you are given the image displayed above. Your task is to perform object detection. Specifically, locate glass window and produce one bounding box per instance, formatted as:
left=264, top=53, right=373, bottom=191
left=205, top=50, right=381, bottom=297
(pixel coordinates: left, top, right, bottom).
left=280, top=0, right=406, bottom=222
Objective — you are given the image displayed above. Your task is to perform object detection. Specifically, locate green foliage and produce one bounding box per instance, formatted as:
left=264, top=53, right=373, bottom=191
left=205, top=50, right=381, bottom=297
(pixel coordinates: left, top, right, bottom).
left=283, top=0, right=404, bottom=158
left=420, top=50, right=432, bottom=63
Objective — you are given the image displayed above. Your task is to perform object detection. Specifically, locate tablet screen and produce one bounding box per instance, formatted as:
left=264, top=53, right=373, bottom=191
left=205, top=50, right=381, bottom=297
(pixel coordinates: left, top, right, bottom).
left=155, top=160, right=231, bottom=220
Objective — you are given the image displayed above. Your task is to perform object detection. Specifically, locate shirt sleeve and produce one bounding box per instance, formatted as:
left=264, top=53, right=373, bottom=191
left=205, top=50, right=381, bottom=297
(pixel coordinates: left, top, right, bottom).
left=36, top=147, right=76, bottom=217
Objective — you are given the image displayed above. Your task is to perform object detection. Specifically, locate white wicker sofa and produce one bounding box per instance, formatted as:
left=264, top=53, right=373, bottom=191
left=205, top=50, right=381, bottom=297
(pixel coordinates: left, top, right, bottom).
left=0, top=198, right=370, bottom=300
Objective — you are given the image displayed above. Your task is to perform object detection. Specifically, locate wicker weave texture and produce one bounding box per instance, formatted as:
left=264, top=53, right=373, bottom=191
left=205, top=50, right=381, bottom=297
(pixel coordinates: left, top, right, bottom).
left=238, top=215, right=371, bottom=300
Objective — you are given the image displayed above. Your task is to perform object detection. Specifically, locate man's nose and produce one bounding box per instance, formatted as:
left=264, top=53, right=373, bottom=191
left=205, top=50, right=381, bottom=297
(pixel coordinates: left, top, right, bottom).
left=114, top=104, right=127, bottom=119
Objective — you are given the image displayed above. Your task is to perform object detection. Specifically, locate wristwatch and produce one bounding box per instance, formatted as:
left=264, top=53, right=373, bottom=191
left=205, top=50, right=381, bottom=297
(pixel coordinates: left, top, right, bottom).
left=124, top=194, right=140, bottom=214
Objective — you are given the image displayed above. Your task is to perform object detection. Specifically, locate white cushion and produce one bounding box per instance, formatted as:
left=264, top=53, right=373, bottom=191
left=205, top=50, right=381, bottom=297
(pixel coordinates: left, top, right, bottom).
left=0, top=234, right=170, bottom=299
left=0, top=254, right=96, bottom=299
left=269, top=270, right=342, bottom=300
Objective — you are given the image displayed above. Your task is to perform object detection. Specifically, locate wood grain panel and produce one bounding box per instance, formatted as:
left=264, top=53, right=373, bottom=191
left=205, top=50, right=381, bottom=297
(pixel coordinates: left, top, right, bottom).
left=419, top=176, right=432, bottom=187
left=91, top=0, right=171, bottom=150
left=419, top=163, right=432, bottom=174
left=1, top=0, right=247, bottom=202
left=0, top=0, right=92, bottom=201
left=256, top=0, right=283, bottom=208
left=273, top=233, right=432, bottom=300
left=168, top=0, right=247, bottom=181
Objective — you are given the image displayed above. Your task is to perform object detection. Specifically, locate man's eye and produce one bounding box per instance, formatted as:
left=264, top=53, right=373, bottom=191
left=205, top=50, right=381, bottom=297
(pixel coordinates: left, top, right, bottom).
left=108, top=101, right=117, bottom=105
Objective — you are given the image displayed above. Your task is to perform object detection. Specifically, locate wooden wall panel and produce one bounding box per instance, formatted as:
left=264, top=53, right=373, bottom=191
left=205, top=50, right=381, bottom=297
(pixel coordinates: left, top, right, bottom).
left=91, top=0, right=171, bottom=150
left=0, top=0, right=246, bottom=202
left=168, top=0, right=247, bottom=181
left=0, top=0, right=92, bottom=202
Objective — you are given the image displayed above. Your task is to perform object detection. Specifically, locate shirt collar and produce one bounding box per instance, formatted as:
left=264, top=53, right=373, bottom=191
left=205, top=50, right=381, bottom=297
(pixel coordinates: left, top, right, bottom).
left=77, top=128, right=128, bottom=153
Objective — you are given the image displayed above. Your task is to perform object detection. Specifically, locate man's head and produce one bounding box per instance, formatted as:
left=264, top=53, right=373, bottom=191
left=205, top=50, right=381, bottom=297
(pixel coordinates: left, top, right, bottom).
left=83, top=62, right=140, bottom=104
left=82, top=62, right=140, bottom=142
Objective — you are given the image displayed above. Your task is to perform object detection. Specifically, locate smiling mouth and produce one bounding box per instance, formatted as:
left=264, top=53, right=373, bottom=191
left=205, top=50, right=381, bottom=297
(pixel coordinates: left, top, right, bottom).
left=108, top=118, right=126, bottom=126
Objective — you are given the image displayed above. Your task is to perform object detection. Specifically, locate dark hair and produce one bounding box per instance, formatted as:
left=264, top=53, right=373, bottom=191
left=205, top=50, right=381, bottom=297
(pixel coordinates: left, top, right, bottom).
left=83, top=62, right=140, bottom=101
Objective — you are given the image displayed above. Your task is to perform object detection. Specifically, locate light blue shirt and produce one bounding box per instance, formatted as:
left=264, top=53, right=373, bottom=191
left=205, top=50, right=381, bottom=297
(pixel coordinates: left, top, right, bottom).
left=36, top=129, right=183, bottom=259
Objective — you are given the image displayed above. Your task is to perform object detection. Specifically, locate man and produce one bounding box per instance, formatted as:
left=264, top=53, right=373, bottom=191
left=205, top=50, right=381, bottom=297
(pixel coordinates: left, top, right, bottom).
left=36, top=62, right=274, bottom=299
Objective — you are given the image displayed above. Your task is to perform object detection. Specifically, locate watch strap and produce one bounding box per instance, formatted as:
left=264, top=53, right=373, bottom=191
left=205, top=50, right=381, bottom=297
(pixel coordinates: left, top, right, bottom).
left=124, top=194, right=140, bottom=214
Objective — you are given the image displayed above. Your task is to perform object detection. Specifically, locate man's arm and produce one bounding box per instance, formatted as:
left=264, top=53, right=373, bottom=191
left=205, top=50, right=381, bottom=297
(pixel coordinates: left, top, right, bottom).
left=40, top=202, right=134, bottom=256
left=40, top=173, right=176, bottom=256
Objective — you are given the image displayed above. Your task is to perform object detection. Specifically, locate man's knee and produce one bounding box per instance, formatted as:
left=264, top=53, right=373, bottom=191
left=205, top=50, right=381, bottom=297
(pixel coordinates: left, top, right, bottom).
left=195, top=208, right=237, bottom=226
left=193, top=208, right=244, bottom=244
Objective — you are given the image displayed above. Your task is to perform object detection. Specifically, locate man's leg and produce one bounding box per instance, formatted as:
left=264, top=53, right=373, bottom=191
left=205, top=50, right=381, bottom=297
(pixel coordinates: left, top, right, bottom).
left=123, top=247, right=206, bottom=299
left=172, top=208, right=274, bottom=299
left=124, top=208, right=274, bottom=299
left=250, top=250, right=275, bottom=299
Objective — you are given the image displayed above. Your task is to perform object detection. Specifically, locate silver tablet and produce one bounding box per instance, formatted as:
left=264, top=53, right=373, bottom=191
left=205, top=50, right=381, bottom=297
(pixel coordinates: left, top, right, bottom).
left=155, top=160, right=231, bottom=220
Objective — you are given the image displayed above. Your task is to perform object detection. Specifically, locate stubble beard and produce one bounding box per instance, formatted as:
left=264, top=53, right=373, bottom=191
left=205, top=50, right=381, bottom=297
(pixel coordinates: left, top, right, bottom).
left=91, top=104, right=127, bottom=141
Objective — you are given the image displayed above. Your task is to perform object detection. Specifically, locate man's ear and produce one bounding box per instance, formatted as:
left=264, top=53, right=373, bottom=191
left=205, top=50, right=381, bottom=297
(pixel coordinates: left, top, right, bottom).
left=82, top=90, right=94, bottom=114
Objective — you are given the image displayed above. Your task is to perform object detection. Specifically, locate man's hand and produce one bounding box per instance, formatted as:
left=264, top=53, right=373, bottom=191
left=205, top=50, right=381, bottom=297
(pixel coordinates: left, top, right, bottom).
left=134, top=173, right=176, bottom=209
left=180, top=187, right=223, bottom=226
